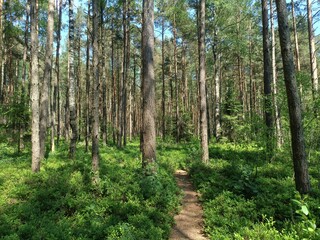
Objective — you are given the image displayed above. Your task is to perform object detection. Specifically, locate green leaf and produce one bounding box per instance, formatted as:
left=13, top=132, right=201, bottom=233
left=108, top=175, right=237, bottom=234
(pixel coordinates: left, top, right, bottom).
left=301, top=205, right=309, bottom=215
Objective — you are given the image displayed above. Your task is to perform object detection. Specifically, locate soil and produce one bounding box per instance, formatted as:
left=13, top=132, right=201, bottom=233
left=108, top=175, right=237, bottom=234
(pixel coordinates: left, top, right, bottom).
left=169, top=170, right=208, bottom=240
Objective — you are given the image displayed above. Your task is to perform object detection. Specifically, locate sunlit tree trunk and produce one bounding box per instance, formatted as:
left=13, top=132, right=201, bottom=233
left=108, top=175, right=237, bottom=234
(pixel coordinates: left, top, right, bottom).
left=92, top=0, right=100, bottom=181
left=141, top=0, right=156, bottom=171
left=291, top=0, right=300, bottom=72
left=270, top=0, right=283, bottom=148
left=199, top=0, right=209, bottom=163
left=307, top=0, right=318, bottom=103
left=30, top=0, right=40, bottom=172
left=68, top=0, right=78, bottom=158
left=275, top=0, right=310, bottom=194
left=40, top=0, right=54, bottom=159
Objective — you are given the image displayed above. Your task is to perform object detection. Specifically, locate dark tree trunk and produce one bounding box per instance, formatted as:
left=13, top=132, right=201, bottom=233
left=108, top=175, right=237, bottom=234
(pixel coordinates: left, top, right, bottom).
left=275, top=0, right=311, bottom=194
left=262, top=0, right=273, bottom=158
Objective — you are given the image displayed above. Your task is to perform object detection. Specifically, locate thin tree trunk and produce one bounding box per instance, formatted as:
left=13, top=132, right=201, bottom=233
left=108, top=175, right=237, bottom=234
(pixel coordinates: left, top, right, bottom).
left=161, top=14, right=165, bottom=140
left=85, top=1, right=90, bottom=152
left=291, top=0, right=300, bottom=72
left=270, top=0, right=283, bottom=148
left=262, top=0, right=273, bottom=158
left=142, top=0, right=156, bottom=171
left=30, top=0, right=40, bottom=172
left=275, top=0, right=310, bottom=194
left=307, top=0, right=318, bottom=103
left=0, top=0, right=3, bottom=104
left=92, top=0, right=100, bottom=181
left=199, top=0, right=209, bottom=163
left=40, top=0, right=54, bottom=159
left=173, top=14, right=179, bottom=142
left=101, top=4, right=107, bottom=145
left=68, top=0, right=77, bottom=158
left=56, top=0, right=62, bottom=146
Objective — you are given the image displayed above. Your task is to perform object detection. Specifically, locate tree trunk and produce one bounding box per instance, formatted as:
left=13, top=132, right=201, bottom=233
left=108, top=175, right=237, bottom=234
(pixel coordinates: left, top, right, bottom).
left=68, top=0, right=77, bottom=158
left=56, top=0, right=62, bottom=146
left=85, top=1, right=90, bottom=152
left=199, top=0, right=209, bottom=163
left=275, top=0, right=310, bottom=194
left=173, top=14, right=180, bottom=143
left=40, top=0, right=54, bottom=159
left=291, top=0, right=300, bottom=72
left=30, top=0, right=40, bottom=172
left=262, top=0, right=273, bottom=158
left=141, top=0, right=156, bottom=171
left=92, top=0, right=100, bottom=181
left=307, top=0, right=318, bottom=103
left=0, top=0, right=3, bottom=104
left=161, top=13, right=165, bottom=140
left=270, top=0, right=283, bottom=148
left=101, top=3, right=107, bottom=145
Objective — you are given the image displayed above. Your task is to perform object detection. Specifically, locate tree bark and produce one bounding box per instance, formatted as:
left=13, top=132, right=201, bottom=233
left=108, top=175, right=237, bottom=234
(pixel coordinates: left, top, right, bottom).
left=291, top=0, right=300, bottom=72
left=30, top=0, right=40, bottom=172
left=68, top=0, right=78, bottom=158
left=40, top=0, right=54, bottom=159
left=199, top=0, right=209, bottom=163
left=275, top=0, right=310, bottom=194
left=85, top=1, right=90, bottom=152
left=161, top=12, right=166, bottom=140
left=262, top=0, right=273, bottom=157
left=92, top=0, right=100, bottom=181
left=307, top=0, right=318, bottom=103
left=142, top=0, right=156, bottom=171
left=270, top=0, right=283, bottom=148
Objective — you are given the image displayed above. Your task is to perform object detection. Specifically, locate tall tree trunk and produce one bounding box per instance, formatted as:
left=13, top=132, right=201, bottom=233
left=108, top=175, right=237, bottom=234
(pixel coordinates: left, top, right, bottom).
left=275, top=0, right=310, bottom=194
left=270, top=0, right=283, bottom=148
left=30, top=0, right=40, bottom=172
left=213, top=29, right=221, bottom=141
left=307, top=0, right=318, bottom=103
left=85, top=1, right=90, bottom=152
left=69, top=0, right=78, bottom=158
left=161, top=13, right=165, bottom=140
left=56, top=0, right=62, bottom=146
left=173, top=14, right=180, bottom=142
left=40, top=0, right=54, bottom=159
left=262, top=0, right=273, bottom=158
left=0, top=0, right=3, bottom=104
left=291, top=0, right=300, bottom=72
left=141, top=0, right=156, bottom=171
left=101, top=3, right=107, bottom=145
left=92, top=0, right=100, bottom=181
left=199, top=0, right=209, bottom=163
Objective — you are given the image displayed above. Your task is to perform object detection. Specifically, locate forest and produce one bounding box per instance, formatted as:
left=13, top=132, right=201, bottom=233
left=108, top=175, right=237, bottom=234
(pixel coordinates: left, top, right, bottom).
left=1, top=0, right=320, bottom=239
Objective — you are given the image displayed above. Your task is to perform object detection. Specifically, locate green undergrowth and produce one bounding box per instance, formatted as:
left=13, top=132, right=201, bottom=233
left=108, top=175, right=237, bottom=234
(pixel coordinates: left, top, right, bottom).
left=189, top=142, right=320, bottom=240
left=0, top=140, right=182, bottom=240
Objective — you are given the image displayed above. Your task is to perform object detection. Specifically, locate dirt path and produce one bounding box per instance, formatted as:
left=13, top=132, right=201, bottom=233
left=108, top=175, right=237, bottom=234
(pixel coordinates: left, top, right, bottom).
left=169, top=170, right=208, bottom=240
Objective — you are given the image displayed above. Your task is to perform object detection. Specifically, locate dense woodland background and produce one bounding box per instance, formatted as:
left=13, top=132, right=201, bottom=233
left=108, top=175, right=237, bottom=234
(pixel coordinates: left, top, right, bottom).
left=1, top=0, right=320, bottom=239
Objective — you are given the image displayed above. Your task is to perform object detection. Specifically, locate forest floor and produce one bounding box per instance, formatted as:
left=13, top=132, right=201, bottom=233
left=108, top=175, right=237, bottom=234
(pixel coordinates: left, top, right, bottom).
left=169, top=170, right=208, bottom=240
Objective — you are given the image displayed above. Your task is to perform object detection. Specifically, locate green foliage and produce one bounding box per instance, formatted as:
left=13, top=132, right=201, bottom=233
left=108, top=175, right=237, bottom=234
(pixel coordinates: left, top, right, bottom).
left=0, top=141, right=180, bottom=239
left=189, top=142, right=320, bottom=240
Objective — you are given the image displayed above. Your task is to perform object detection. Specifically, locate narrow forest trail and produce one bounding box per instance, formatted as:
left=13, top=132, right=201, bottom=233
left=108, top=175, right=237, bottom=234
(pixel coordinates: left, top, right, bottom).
left=169, top=170, right=208, bottom=240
